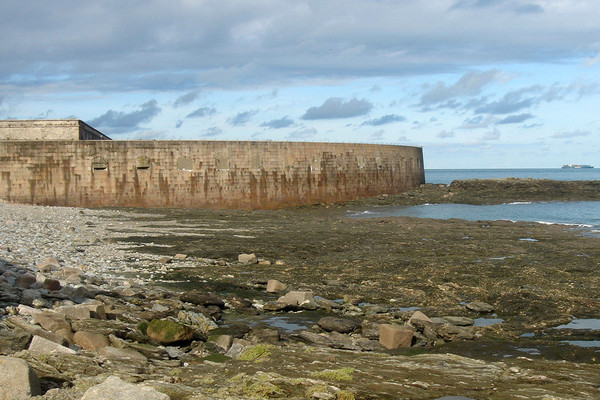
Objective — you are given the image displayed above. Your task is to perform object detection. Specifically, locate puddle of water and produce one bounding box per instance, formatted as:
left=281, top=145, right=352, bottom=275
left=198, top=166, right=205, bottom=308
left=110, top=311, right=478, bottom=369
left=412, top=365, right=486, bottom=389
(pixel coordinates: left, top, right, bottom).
left=392, top=306, right=420, bottom=312
left=519, top=238, right=538, bottom=242
left=554, top=318, right=600, bottom=330
left=260, top=316, right=313, bottom=332
left=561, top=340, right=600, bottom=348
left=517, top=347, right=541, bottom=355
left=519, top=332, right=535, bottom=338
left=236, top=311, right=326, bottom=333
left=473, top=317, right=503, bottom=327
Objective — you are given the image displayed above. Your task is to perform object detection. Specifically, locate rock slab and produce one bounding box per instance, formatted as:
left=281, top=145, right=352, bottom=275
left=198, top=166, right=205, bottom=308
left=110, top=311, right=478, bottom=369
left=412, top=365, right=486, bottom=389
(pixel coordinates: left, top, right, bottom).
left=379, top=324, right=414, bottom=349
left=318, top=317, right=360, bottom=333
left=80, top=375, right=170, bottom=400
left=0, top=356, right=41, bottom=399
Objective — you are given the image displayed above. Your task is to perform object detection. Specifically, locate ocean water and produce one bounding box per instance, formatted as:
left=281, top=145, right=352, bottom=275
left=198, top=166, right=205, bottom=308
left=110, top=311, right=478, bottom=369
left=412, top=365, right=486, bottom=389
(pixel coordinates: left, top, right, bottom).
left=349, top=169, right=600, bottom=232
left=425, top=168, right=600, bottom=185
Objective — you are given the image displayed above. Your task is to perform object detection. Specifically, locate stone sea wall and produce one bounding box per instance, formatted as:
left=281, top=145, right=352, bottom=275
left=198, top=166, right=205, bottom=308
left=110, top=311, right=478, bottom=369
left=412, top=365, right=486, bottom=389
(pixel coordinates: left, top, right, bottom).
left=0, top=140, right=424, bottom=209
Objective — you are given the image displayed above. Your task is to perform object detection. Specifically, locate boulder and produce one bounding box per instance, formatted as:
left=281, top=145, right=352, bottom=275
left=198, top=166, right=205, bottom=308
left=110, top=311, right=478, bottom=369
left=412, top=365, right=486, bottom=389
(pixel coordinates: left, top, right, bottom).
left=56, top=304, right=91, bottom=320
left=277, top=290, right=314, bottom=306
left=86, top=303, right=107, bottom=319
left=297, top=331, right=332, bottom=347
left=408, top=311, right=432, bottom=326
left=17, top=304, right=42, bottom=316
left=248, top=328, right=280, bottom=345
left=80, top=375, right=169, bottom=400
left=266, top=279, right=287, bottom=293
left=327, top=331, right=360, bottom=350
left=35, top=257, right=60, bottom=273
left=360, top=321, right=381, bottom=340
left=15, top=273, right=36, bottom=289
left=238, top=253, right=258, bottom=264
left=466, top=301, right=495, bottom=313
left=28, top=335, right=77, bottom=354
left=177, top=310, right=218, bottom=333
left=43, top=278, right=61, bottom=291
left=173, top=253, right=188, bottom=260
left=33, top=311, right=71, bottom=334
left=74, top=331, right=109, bottom=350
left=356, top=337, right=384, bottom=352
left=179, top=291, right=225, bottom=308
left=262, top=301, right=287, bottom=312
left=224, top=338, right=252, bottom=358
left=379, top=324, right=414, bottom=349
left=228, top=296, right=253, bottom=309
left=210, top=334, right=233, bottom=351
left=98, top=346, right=148, bottom=362
left=317, top=317, right=360, bottom=334
left=146, top=319, right=194, bottom=344
left=0, top=356, right=41, bottom=399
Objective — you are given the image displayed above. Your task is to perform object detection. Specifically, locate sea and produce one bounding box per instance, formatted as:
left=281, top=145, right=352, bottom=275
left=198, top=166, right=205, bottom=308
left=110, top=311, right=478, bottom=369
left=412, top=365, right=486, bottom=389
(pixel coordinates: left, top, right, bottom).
left=348, top=168, right=600, bottom=234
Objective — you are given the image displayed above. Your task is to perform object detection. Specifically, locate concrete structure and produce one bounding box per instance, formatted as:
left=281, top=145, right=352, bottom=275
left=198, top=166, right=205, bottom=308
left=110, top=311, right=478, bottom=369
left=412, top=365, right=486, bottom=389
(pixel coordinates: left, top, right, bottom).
left=0, top=119, right=110, bottom=141
left=0, top=120, right=425, bottom=209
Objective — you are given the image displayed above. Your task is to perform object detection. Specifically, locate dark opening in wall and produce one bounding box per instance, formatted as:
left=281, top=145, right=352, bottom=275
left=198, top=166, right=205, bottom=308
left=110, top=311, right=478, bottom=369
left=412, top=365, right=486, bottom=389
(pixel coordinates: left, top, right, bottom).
left=91, top=157, right=108, bottom=171
left=136, top=156, right=151, bottom=170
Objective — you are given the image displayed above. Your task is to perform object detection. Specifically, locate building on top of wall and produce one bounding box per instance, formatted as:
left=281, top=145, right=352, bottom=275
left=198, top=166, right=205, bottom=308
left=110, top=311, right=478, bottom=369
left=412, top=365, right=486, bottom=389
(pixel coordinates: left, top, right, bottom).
left=0, top=119, right=111, bottom=141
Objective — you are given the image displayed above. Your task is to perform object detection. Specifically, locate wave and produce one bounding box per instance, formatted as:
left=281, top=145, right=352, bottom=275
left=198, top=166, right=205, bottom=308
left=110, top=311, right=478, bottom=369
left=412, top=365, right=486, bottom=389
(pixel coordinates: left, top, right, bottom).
left=534, top=220, right=593, bottom=228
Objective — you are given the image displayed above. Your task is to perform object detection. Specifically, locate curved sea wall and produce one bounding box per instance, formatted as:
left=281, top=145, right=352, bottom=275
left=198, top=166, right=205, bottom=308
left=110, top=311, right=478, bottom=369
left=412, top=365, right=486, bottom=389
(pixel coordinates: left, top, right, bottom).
left=0, top=140, right=424, bottom=209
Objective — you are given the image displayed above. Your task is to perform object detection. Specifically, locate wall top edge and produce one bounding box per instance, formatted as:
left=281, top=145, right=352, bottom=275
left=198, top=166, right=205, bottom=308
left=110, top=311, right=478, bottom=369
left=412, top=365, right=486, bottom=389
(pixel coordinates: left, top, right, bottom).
left=0, top=119, right=81, bottom=123
left=0, top=139, right=422, bottom=149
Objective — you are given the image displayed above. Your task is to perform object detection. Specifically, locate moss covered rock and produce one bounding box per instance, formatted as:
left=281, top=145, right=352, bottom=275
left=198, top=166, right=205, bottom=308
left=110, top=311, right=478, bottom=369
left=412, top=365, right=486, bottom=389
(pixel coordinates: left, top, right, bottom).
left=146, top=319, right=194, bottom=344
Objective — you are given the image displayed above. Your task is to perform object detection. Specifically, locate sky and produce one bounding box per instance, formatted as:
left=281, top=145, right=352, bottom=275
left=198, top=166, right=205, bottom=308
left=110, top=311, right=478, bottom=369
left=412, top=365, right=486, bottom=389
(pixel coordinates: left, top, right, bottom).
left=1, top=0, right=600, bottom=168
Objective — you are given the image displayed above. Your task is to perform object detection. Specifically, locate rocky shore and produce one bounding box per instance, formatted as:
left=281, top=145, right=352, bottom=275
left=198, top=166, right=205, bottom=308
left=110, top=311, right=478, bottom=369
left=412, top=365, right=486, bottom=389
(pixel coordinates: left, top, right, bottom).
left=1, top=180, right=600, bottom=399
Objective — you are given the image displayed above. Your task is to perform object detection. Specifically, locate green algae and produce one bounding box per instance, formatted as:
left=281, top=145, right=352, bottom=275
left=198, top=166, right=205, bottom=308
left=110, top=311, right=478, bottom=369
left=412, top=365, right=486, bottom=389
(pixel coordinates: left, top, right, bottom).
left=311, top=367, right=354, bottom=381
left=238, top=344, right=273, bottom=362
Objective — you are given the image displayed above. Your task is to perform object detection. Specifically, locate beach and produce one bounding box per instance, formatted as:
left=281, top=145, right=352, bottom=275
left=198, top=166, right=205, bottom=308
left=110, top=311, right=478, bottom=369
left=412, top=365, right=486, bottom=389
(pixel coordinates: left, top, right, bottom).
left=1, top=180, right=599, bottom=399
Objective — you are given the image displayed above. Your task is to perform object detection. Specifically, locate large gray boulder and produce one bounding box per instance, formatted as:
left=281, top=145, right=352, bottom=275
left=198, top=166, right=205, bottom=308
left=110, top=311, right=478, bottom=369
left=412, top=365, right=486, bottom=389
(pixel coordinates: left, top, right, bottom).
left=0, top=356, right=41, bottom=399
left=80, top=375, right=170, bottom=400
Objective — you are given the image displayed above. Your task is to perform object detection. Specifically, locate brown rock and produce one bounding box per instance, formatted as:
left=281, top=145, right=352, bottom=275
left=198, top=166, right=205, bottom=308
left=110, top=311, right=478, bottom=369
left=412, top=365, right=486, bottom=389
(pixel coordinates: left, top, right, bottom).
left=266, top=279, right=287, bottom=293
left=33, top=311, right=71, bottom=334
left=408, top=311, right=432, bottom=326
left=73, top=331, right=109, bottom=351
left=43, top=278, right=61, bottom=291
left=179, top=291, right=225, bottom=308
left=35, top=257, right=60, bottom=273
left=28, top=335, right=76, bottom=354
left=0, top=356, right=41, bottom=399
left=56, top=305, right=91, bottom=320
left=98, top=346, right=147, bottom=362
left=277, top=290, right=314, bottom=306
left=210, top=334, right=233, bottom=351
left=379, top=324, right=414, bottom=349
left=466, top=301, right=495, bottom=313
left=238, top=253, right=258, bottom=264
left=15, top=273, right=36, bottom=289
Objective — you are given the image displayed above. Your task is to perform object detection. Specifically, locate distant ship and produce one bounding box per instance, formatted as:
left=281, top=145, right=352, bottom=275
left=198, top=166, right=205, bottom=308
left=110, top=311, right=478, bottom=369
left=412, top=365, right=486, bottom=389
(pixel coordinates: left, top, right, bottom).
left=561, top=164, right=594, bottom=169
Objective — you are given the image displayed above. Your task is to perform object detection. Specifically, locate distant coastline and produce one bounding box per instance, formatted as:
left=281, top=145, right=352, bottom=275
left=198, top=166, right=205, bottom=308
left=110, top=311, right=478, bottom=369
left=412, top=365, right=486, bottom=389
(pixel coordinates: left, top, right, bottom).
left=561, top=164, right=594, bottom=169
